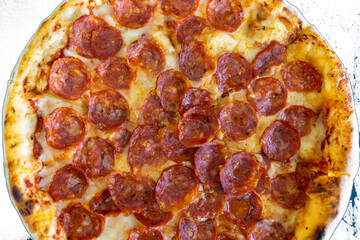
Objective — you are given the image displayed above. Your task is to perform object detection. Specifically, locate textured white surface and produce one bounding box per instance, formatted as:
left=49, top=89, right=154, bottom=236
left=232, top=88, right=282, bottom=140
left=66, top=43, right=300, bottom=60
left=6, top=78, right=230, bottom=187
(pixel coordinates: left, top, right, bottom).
left=0, top=0, right=359, bottom=239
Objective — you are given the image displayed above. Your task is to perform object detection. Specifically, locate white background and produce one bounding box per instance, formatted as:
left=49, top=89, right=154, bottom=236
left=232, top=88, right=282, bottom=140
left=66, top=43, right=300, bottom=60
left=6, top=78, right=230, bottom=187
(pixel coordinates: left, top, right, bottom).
left=0, top=0, right=359, bottom=239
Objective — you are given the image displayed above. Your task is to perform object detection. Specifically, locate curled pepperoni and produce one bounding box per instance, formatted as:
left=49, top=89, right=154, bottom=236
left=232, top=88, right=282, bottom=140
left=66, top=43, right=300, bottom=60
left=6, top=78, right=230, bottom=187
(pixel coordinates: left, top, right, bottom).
left=112, top=0, right=154, bottom=29
left=111, top=126, right=132, bottom=153
left=156, top=165, right=199, bottom=211
left=252, top=41, right=286, bottom=77
left=49, top=165, right=88, bottom=201
left=180, top=88, right=216, bottom=115
left=284, top=61, right=322, bottom=92
left=96, top=57, right=135, bottom=90
left=261, top=120, right=300, bottom=162
left=108, top=172, right=155, bottom=212
left=89, top=188, right=120, bottom=216
left=179, top=107, right=219, bottom=148
left=73, top=137, right=114, bottom=178
left=128, top=229, right=164, bottom=240
left=215, top=53, right=252, bottom=93
left=159, top=124, right=196, bottom=162
left=157, top=69, right=189, bottom=112
left=248, top=220, right=292, bottom=240
left=49, top=57, right=91, bottom=100
left=59, top=203, right=105, bottom=240
left=135, top=201, right=173, bottom=227
left=128, top=125, right=167, bottom=170
left=44, top=107, right=85, bottom=149
left=207, top=0, right=244, bottom=32
left=280, top=105, right=317, bottom=137
left=179, top=41, right=215, bottom=81
left=246, top=77, right=287, bottom=116
left=220, top=151, right=261, bottom=195
left=176, top=16, right=207, bottom=43
left=161, top=0, right=199, bottom=17
left=194, top=143, right=226, bottom=187
left=220, top=101, right=258, bottom=141
left=88, top=90, right=129, bottom=130
left=178, top=217, right=217, bottom=240
left=127, top=38, right=165, bottom=74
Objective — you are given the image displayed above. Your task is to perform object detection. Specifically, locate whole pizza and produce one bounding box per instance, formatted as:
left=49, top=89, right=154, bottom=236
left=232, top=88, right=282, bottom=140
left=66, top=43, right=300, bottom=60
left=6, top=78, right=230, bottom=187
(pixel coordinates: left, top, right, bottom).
left=3, top=0, right=359, bottom=239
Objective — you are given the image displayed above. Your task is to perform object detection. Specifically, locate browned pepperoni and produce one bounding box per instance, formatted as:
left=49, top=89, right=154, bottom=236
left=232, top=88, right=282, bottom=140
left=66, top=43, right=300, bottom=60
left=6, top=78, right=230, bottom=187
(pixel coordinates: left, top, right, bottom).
left=128, top=125, right=168, bottom=170
left=110, top=126, right=132, bottom=153
left=180, top=88, right=216, bottom=115
left=88, top=90, right=129, bottom=130
left=156, top=165, right=199, bottom=211
left=176, top=16, right=207, bottom=43
left=220, top=151, right=261, bottom=195
left=44, top=107, right=85, bottom=149
left=108, top=172, right=155, bottom=212
left=96, top=57, right=136, bottom=90
left=254, top=170, right=270, bottom=196
left=252, top=41, right=286, bottom=77
left=128, top=229, right=164, bottom=240
left=179, top=41, right=215, bottom=81
left=179, top=107, right=219, bottom=148
left=224, top=192, right=262, bottom=229
left=283, top=61, right=322, bottom=92
left=127, top=38, right=165, bottom=74
left=280, top=105, right=317, bottom=137
left=194, top=143, right=226, bottom=187
left=112, top=0, right=154, bottom=29
left=178, top=217, right=217, bottom=240
left=184, top=186, right=225, bottom=221
left=73, top=137, right=114, bottom=178
left=59, top=203, right=105, bottom=240
left=49, top=57, right=91, bottom=100
left=135, top=201, right=173, bottom=227
left=69, top=15, right=122, bottom=59
left=157, top=69, right=189, bottom=112
left=220, top=101, right=258, bottom=141
left=261, top=120, right=300, bottom=162
left=246, top=77, right=287, bottom=116
left=248, top=220, right=292, bottom=240
left=89, top=188, right=120, bottom=216
left=161, top=0, right=199, bottom=17
left=215, top=53, right=252, bottom=92
left=49, top=165, right=88, bottom=201
left=207, top=0, right=244, bottom=32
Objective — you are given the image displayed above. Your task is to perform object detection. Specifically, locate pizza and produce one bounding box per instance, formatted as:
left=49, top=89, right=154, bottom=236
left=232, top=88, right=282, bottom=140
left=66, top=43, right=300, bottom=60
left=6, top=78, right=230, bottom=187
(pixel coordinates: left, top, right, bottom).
left=3, top=0, right=358, bottom=239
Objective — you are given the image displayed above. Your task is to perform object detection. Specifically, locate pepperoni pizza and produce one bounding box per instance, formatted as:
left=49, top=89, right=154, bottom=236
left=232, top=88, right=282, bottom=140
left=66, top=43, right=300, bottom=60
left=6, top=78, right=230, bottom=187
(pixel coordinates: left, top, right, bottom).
left=4, top=0, right=358, bottom=239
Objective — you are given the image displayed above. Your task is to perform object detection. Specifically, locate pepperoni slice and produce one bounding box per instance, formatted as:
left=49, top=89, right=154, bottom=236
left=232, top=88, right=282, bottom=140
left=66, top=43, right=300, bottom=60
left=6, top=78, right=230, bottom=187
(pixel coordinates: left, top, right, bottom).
left=161, top=0, right=199, bottom=17
left=49, top=165, right=88, bottom=201
left=246, top=77, right=287, bottom=116
left=180, top=88, right=216, bottom=115
left=89, top=188, right=120, bottom=216
left=110, top=126, right=132, bottom=153
left=127, top=38, right=165, bottom=74
left=261, top=120, right=300, bottom=162
left=194, top=143, right=226, bottom=187
left=179, top=107, right=219, bottom=148
left=178, top=217, right=217, bottom=240
left=108, top=172, right=155, bottom=212
left=280, top=105, right=317, bottom=137
left=284, top=61, right=322, bottom=92
left=207, top=0, right=244, bottom=32
left=96, top=57, right=136, bottom=90
left=44, top=107, right=85, bottom=149
left=128, top=229, right=164, bottom=240
left=73, top=137, right=114, bottom=178
left=128, top=125, right=168, bottom=170
left=220, top=151, right=261, bottom=195
left=135, top=201, right=173, bottom=227
left=179, top=41, right=215, bottom=81
left=112, top=0, right=154, bottom=29
left=59, top=203, right=105, bottom=240
left=183, top=186, right=225, bottom=221
left=69, top=15, right=122, bottom=59
left=176, top=16, right=207, bottom=43
left=248, top=220, right=291, bottom=240
left=252, top=41, right=286, bottom=77
left=220, top=101, right=258, bottom=141
left=156, top=165, right=199, bottom=211
left=88, top=90, right=129, bottom=130
left=49, top=57, right=91, bottom=100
